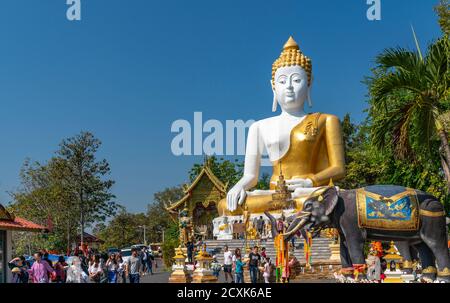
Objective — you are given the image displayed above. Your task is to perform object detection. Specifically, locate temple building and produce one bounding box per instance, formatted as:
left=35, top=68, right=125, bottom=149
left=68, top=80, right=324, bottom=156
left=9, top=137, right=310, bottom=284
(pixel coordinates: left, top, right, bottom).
left=166, top=160, right=227, bottom=240
left=0, top=204, right=47, bottom=283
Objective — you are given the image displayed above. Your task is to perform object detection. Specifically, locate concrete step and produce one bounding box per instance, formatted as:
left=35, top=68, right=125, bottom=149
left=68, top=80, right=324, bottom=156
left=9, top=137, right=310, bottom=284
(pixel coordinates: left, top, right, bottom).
left=206, top=238, right=334, bottom=263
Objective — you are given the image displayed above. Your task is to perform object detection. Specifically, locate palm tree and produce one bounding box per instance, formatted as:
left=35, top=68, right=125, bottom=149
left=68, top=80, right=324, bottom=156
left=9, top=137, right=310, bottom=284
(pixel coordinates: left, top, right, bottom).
left=369, top=32, right=450, bottom=189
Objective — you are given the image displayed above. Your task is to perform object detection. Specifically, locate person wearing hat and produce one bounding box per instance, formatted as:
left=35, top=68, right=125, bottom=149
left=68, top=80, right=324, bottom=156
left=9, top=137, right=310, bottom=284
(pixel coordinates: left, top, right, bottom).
left=8, top=256, right=29, bottom=283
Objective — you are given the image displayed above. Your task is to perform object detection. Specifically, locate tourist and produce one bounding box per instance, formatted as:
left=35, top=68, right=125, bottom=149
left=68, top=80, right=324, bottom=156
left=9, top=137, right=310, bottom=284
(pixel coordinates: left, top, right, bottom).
left=126, top=248, right=142, bottom=283
left=78, top=253, right=89, bottom=276
left=211, top=255, right=221, bottom=278
left=146, top=249, right=154, bottom=275
left=66, top=257, right=88, bottom=283
left=106, top=253, right=119, bottom=283
left=88, top=255, right=103, bottom=283
left=256, top=216, right=265, bottom=237
left=8, top=256, right=29, bottom=283
left=291, top=234, right=296, bottom=251
left=116, top=254, right=127, bottom=283
left=28, top=252, right=55, bottom=283
left=232, top=247, right=241, bottom=270
left=54, top=256, right=68, bottom=283
left=140, top=248, right=148, bottom=275
left=261, top=247, right=267, bottom=263
left=232, top=220, right=238, bottom=239
left=186, top=241, right=194, bottom=264
left=239, top=220, right=245, bottom=239
left=263, top=257, right=272, bottom=283
left=248, top=246, right=261, bottom=283
left=223, top=245, right=233, bottom=283
left=42, top=251, right=54, bottom=268
left=234, top=255, right=246, bottom=283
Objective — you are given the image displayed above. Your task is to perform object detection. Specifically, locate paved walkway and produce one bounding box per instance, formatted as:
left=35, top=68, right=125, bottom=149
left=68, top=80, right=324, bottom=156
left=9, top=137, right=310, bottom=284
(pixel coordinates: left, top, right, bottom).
left=139, top=259, right=334, bottom=283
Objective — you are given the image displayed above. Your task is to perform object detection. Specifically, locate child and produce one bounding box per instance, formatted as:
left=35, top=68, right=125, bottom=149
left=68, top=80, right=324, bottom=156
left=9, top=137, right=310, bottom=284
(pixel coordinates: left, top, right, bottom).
left=263, top=257, right=272, bottom=283
left=211, top=256, right=222, bottom=278
left=234, top=255, right=246, bottom=283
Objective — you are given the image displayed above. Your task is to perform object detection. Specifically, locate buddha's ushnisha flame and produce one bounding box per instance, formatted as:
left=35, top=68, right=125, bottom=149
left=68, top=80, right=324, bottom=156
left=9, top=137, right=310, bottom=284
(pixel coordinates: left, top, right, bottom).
left=272, top=36, right=312, bottom=86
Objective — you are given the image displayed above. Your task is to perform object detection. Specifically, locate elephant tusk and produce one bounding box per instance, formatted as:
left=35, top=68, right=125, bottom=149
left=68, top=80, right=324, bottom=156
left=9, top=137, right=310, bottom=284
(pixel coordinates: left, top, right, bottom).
left=283, top=218, right=308, bottom=240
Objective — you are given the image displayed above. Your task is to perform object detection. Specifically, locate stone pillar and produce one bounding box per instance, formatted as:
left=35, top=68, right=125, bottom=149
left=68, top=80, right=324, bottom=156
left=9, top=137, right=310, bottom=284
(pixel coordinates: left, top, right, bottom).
left=329, top=239, right=341, bottom=261
left=169, top=247, right=192, bottom=283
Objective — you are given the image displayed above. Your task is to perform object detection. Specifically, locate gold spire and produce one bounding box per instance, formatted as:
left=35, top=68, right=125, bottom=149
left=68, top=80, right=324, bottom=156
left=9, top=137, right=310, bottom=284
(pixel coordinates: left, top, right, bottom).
left=283, top=36, right=299, bottom=50
left=272, top=36, right=312, bottom=86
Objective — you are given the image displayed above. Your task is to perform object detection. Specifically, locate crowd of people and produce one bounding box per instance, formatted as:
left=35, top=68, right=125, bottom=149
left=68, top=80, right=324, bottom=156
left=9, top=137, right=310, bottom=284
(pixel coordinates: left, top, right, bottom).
left=212, top=245, right=276, bottom=283
left=7, top=247, right=156, bottom=283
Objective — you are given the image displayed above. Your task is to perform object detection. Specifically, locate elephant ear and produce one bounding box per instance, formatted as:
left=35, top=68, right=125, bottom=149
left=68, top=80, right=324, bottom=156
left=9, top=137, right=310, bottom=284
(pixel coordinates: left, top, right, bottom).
left=320, top=186, right=339, bottom=216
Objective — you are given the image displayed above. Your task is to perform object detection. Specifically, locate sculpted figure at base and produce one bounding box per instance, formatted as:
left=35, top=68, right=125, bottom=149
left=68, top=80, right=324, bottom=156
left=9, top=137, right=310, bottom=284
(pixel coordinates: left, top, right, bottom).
left=217, top=36, right=346, bottom=217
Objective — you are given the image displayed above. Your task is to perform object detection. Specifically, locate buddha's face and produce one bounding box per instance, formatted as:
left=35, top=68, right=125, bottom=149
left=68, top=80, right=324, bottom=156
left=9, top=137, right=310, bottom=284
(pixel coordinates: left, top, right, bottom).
left=273, top=66, right=309, bottom=113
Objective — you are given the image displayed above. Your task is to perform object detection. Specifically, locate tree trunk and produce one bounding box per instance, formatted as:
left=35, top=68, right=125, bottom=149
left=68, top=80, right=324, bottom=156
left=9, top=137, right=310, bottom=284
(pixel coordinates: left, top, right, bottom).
left=80, top=202, right=84, bottom=249
left=438, top=129, right=450, bottom=192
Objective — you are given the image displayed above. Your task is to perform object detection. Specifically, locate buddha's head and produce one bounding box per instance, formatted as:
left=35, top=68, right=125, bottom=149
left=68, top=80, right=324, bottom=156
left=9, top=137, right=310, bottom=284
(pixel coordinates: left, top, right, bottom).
left=271, top=36, right=313, bottom=113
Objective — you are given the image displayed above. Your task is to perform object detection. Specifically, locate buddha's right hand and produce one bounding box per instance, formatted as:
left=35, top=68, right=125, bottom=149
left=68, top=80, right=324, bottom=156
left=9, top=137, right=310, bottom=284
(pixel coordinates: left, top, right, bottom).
left=227, top=185, right=247, bottom=212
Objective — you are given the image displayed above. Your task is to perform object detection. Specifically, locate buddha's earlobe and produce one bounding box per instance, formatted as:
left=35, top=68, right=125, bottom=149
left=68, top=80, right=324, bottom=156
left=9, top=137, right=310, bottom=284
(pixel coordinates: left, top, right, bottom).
left=272, top=93, right=278, bottom=112
left=271, top=81, right=278, bottom=112
left=307, top=86, right=313, bottom=108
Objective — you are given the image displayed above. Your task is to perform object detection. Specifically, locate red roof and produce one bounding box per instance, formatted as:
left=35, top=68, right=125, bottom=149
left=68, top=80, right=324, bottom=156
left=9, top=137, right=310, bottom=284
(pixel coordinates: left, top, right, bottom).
left=0, top=217, right=47, bottom=232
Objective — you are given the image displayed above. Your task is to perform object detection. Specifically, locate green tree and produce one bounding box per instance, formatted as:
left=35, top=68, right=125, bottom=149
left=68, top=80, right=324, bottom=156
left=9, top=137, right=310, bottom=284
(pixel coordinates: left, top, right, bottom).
left=147, top=186, right=184, bottom=243
left=368, top=33, right=450, bottom=189
left=95, top=210, right=147, bottom=250
left=435, top=0, right=450, bottom=35
left=56, top=131, right=119, bottom=245
left=9, top=158, right=79, bottom=254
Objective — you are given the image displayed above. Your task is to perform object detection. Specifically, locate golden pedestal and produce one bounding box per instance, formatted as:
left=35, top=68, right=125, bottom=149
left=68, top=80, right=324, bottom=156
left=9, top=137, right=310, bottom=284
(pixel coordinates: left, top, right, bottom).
left=329, top=243, right=341, bottom=261
left=191, top=250, right=218, bottom=283
left=169, top=247, right=192, bottom=283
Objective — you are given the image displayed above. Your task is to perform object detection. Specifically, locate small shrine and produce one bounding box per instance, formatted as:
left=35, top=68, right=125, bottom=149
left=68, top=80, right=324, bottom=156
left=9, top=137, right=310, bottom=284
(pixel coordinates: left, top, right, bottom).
left=166, top=158, right=227, bottom=241
left=168, top=246, right=192, bottom=283
left=191, top=244, right=218, bottom=283
left=383, top=241, right=404, bottom=283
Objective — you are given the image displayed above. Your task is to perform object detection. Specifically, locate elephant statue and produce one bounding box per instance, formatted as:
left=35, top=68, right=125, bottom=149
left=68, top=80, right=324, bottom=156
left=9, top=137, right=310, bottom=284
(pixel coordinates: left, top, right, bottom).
left=265, top=185, right=450, bottom=282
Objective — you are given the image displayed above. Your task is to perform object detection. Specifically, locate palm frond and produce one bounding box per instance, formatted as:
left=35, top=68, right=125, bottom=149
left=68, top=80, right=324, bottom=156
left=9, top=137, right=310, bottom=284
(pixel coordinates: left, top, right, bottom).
left=411, top=24, right=424, bottom=61
left=425, top=37, right=449, bottom=89
left=391, top=102, right=415, bottom=159
left=376, top=47, right=422, bottom=73
left=371, top=70, right=423, bottom=102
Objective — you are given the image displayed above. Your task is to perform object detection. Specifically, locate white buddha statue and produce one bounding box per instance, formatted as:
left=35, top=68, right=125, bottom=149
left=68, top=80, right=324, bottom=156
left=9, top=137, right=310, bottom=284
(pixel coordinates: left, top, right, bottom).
left=216, top=36, right=346, bottom=220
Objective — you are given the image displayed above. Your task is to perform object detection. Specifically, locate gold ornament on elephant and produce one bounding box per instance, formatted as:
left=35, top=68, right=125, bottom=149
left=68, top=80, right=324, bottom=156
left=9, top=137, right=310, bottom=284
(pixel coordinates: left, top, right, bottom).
left=422, top=266, right=438, bottom=274
left=438, top=267, right=450, bottom=277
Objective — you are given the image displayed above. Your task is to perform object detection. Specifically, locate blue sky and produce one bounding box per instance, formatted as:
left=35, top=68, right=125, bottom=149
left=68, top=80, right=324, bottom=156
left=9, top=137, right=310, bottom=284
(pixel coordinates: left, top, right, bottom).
left=0, top=0, right=443, bottom=213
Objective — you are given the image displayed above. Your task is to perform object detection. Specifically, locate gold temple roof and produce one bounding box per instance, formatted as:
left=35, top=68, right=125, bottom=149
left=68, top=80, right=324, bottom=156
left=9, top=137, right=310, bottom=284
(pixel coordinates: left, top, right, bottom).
left=165, top=164, right=228, bottom=211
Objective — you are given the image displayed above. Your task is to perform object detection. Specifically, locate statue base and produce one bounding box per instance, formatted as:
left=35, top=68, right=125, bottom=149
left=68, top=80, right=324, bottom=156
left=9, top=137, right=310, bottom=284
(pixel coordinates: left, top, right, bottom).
left=401, top=274, right=416, bottom=283
left=169, top=265, right=192, bottom=283
left=192, top=268, right=218, bottom=283
left=383, top=270, right=404, bottom=283
left=217, top=234, right=233, bottom=240
left=329, top=243, right=341, bottom=261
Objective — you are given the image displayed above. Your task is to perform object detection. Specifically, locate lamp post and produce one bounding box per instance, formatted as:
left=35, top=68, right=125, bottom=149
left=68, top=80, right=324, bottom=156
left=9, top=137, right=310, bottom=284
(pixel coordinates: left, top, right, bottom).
left=139, top=225, right=147, bottom=246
